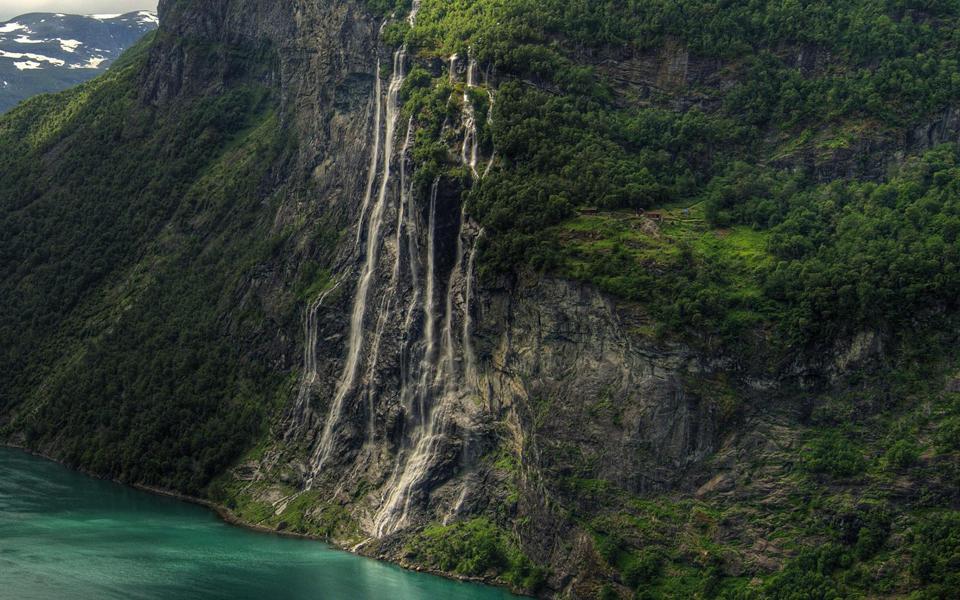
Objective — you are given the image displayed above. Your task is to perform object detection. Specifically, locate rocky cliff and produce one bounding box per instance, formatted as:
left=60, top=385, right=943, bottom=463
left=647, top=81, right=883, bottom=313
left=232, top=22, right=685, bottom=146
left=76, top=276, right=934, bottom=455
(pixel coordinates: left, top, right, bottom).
left=2, top=1, right=960, bottom=599
left=107, top=2, right=740, bottom=593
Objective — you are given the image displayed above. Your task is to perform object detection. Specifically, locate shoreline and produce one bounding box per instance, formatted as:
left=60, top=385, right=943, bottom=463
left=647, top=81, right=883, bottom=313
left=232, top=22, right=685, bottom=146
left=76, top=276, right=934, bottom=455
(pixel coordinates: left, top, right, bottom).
left=1, top=442, right=527, bottom=596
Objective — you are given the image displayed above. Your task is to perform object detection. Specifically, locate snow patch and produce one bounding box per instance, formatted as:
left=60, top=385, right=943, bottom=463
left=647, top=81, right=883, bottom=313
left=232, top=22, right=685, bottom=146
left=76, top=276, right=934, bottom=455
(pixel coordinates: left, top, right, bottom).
left=58, top=39, right=82, bottom=53
left=137, top=11, right=159, bottom=25
left=14, top=61, right=42, bottom=70
left=70, top=56, right=107, bottom=69
left=0, top=50, right=66, bottom=67
left=13, top=36, right=44, bottom=44
left=0, top=22, right=27, bottom=33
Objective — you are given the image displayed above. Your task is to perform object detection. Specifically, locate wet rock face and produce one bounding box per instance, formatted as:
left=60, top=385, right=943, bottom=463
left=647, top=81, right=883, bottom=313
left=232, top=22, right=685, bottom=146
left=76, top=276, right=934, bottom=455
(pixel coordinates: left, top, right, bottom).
left=478, top=277, right=718, bottom=494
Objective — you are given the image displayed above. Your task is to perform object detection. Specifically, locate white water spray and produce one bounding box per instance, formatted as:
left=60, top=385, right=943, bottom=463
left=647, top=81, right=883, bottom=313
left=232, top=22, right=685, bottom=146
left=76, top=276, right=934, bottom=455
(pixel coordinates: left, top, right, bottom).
left=371, top=53, right=494, bottom=536
left=287, top=3, right=494, bottom=537
left=460, top=57, right=480, bottom=177
left=483, top=89, right=496, bottom=179
left=415, top=179, right=440, bottom=424
left=288, top=279, right=342, bottom=435
left=306, top=5, right=420, bottom=485
left=354, top=60, right=383, bottom=248
left=462, top=228, right=483, bottom=386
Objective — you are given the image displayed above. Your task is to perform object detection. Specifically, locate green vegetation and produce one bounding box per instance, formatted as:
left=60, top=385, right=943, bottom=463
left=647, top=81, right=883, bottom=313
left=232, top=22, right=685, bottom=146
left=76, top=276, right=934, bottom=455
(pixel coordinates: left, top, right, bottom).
left=389, top=0, right=960, bottom=356
left=910, top=511, right=960, bottom=596
left=0, top=35, right=293, bottom=493
left=513, top=359, right=960, bottom=599
left=212, top=478, right=361, bottom=542
left=405, top=518, right=545, bottom=592
left=2, top=0, right=960, bottom=597
left=800, top=431, right=867, bottom=479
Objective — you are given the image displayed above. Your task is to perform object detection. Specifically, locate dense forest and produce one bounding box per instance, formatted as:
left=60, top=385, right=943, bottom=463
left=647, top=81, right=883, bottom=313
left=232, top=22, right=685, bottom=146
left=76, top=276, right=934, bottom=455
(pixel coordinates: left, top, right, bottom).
left=0, top=36, right=291, bottom=492
left=381, top=0, right=960, bottom=355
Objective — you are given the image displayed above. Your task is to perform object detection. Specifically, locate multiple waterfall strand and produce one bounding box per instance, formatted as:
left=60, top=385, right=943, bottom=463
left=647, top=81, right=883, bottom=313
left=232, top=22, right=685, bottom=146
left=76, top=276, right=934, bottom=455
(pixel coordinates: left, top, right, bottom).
left=360, top=118, right=416, bottom=446
left=286, top=280, right=342, bottom=439
left=305, top=5, right=419, bottom=487
left=289, top=5, right=492, bottom=537
left=372, top=56, right=491, bottom=537
left=372, top=201, right=483, bottom=536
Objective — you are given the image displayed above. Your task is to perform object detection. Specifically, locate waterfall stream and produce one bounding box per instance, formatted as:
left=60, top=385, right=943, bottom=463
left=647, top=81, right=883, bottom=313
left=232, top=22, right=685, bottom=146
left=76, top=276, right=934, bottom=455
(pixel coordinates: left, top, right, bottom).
left=306, top=13, right=417, bottom=486
left=288, top=6, right=495, bottom=537
left=460, top=58, right=480, bottom=177
left=372, top=55, right=487, bottom=537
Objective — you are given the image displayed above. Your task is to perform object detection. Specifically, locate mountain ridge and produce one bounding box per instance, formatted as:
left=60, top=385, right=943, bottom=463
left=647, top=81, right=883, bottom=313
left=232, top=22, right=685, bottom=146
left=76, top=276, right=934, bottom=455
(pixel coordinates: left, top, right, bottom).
left=0, top=10, right=156, bottom=112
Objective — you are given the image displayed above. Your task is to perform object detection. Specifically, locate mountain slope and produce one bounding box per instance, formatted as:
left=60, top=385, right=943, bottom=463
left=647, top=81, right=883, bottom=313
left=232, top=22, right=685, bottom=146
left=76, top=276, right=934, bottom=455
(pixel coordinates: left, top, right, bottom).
left=0, top=11, right=157, bottom=113
left=1, top=0, right=959, bottom=598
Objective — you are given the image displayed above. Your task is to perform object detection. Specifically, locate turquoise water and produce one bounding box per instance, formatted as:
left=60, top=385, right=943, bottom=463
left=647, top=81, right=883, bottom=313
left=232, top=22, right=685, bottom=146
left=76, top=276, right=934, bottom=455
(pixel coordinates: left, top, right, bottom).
left=0, top=447, right=520, bottom=600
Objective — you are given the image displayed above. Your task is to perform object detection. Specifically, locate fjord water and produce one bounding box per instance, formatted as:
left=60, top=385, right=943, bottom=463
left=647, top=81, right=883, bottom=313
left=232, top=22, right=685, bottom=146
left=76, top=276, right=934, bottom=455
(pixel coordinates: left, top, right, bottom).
left=0, top=448, right=519, bottom=600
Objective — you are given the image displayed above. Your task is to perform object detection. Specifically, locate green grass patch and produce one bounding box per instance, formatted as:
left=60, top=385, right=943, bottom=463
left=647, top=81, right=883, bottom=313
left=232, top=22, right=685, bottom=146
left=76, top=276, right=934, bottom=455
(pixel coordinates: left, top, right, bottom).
left=405, top=518, right=546, bottom=593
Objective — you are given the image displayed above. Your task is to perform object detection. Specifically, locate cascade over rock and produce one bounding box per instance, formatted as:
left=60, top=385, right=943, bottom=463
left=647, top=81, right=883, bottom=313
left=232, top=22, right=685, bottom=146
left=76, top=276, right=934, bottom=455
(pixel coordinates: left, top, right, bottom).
left=144, top=0, right=724, bottom=559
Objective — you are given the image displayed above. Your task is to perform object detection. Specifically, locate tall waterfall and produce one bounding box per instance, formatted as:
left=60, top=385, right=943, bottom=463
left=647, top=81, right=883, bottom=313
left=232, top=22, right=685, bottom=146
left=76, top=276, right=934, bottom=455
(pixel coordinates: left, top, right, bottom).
left=460, top=58, right=480, bottom=176
left=305, top=7, right=419, bottom=486
left=288, top=1, right=493, bottom=538
left=372, top=56, right=487, bottom=537
left=483, top=88, right=496, bottom=179
left=354, top=59, right=383, bottom=249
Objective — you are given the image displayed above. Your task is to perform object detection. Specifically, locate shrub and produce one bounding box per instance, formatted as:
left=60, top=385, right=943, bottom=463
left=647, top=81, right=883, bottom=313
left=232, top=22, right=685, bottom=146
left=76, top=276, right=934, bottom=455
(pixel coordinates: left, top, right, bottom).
left=884, top=439, right=920, bottom=469
left=801, top=432, right=867, bottom=478
left=623, top=550, right=663, bottom=589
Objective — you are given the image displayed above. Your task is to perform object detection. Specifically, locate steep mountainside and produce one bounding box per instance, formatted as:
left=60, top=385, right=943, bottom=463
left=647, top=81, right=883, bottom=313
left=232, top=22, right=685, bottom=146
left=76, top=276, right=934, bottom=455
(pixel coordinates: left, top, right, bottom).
left=0, top=11, right=157, bottom=113
left=1, top=0, right=960, bottom=599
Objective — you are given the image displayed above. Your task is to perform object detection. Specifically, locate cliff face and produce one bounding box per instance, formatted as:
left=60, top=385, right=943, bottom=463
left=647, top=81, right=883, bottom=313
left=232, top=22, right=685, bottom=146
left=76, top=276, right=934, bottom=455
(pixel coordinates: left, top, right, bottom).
left=145, top=0, right=377, bottom=209
left=3, top=1, right=960, bottom=598
left=124, top=1, right=737, bottom=590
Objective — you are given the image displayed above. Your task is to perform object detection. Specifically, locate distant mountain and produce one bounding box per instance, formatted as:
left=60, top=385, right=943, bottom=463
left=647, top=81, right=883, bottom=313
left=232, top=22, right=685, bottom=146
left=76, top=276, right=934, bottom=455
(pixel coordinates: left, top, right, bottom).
left=0, top=11, right=157, bottom=113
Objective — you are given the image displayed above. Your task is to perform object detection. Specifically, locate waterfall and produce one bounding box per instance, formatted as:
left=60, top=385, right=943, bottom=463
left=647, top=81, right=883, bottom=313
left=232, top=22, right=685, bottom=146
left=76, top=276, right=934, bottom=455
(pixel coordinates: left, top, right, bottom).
left=407, top=0, right=421, bottom=25
left=462, top=228, right=483, bottom=387
left=460, top=57, right=479, bottom=177
left=373, top=177, right=460, bottom=537
left=361, top=119, right=416, bottom=446
left=371, top=53, right=493, bottom=537
left=483, top=89, right=496, bottom=179
left=305, top=7, right=419, bottom=486
left=286, top=279, right=342, bottom=438
left=354, top=59, right=383, bottom=248
left=440, top=204, right=469, bottom=382
left=285, top=0, right=494, bottom=537
left=416, top=179, right=440, bottom=424
left=397, top=155, right=423, bottom=421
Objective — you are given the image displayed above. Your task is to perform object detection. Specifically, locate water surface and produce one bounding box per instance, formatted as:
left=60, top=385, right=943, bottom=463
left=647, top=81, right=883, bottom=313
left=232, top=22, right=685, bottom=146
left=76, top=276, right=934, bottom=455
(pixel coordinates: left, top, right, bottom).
left=0, top=447, right=520, bottom=600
